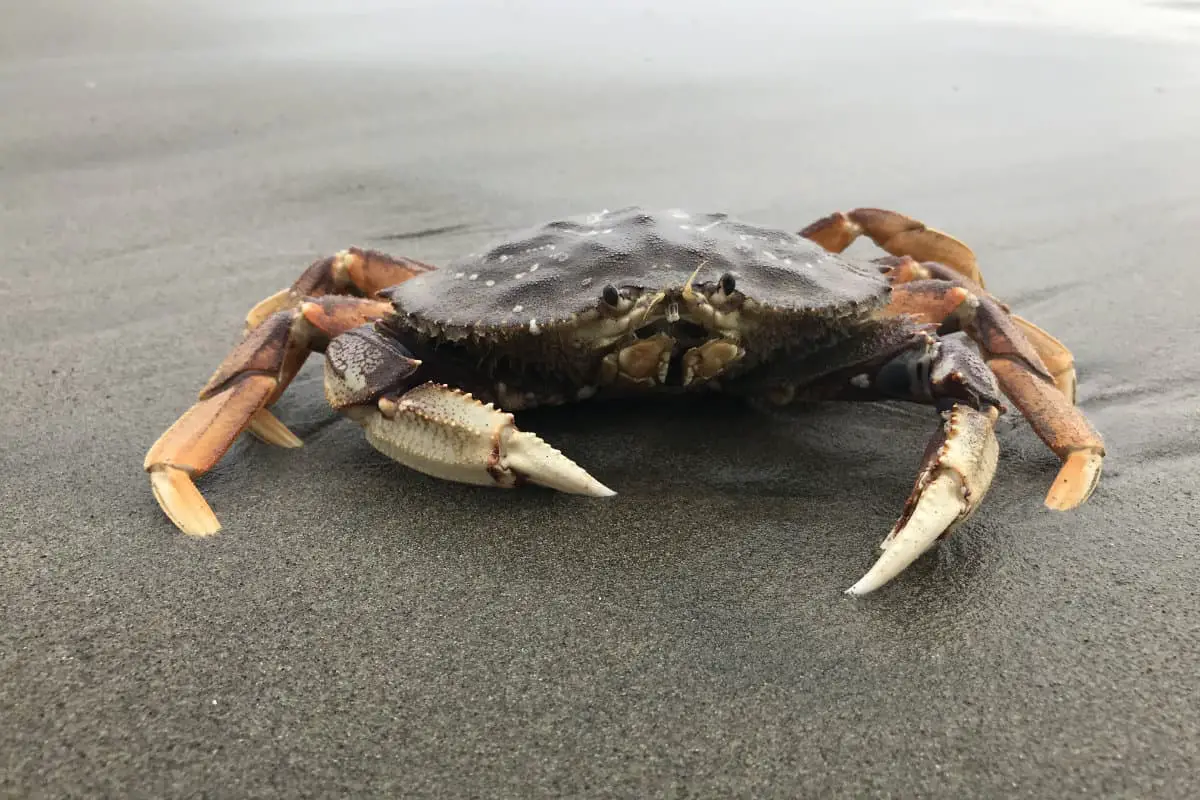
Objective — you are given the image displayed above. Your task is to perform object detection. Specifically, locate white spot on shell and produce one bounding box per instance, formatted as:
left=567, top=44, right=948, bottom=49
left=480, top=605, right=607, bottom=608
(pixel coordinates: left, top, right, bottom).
left=528, top=318, right=541, bottom=335
left=512, top=304, right=524, bottom=313
left=454, top=272, right=465, bottom=278
left=498, top=254, right=509, bottom=262
left=600, top=228, right=613, bottom=234
left=529, top=263, right=540, bottom=272
left=551, top=253, right=569, bottom=263
left=485, top=279, right=495, bottom=287
left=515, top=272, right=526, bottom=279
left=469, top=273, right=479, bottom=281
left=580, top=277, right=593, bottom=287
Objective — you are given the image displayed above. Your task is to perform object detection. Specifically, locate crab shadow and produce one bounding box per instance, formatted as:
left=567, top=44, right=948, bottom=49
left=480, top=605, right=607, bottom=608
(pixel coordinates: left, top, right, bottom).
left=518, top=393, right=927, bottom=501
left=223, top=363, right=1051, bottom=610
left=311, top=390, right=956, bottom=552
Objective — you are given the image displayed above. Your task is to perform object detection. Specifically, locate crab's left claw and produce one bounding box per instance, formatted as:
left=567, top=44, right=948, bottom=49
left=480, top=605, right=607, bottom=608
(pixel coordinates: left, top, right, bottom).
left=361, top=382, right=616, bottom=498
left=847, top=405, right=1000, bottom=596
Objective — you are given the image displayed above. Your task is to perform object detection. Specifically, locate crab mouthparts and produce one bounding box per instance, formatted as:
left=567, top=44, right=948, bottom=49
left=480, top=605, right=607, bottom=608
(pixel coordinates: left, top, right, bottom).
left=665, top=299, right=682, bottom=323
left=622, top=319, right=742, bottom=387
left=633, top=317, right=709, bottom=343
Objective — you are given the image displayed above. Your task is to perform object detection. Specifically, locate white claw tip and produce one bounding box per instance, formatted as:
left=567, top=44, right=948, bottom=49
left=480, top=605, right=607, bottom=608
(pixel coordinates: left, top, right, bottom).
left=503, top=430, right=615, bottom=497
left=845, top=474, right=965, bottom=596
left=586, top=483, right=618, bottom=498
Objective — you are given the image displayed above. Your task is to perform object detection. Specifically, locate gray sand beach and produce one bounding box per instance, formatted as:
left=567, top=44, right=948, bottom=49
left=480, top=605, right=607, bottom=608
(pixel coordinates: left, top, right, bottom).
left=3, top=0, right=1199, bottom=796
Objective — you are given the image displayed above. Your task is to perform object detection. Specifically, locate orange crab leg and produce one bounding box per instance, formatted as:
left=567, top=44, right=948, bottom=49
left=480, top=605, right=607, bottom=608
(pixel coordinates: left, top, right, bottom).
left=245, top=247, right=436, bottom=331
left=1008, top=314, right=1079, bottom=404
left=800, top=210, right=1094, bottom=488
left=145, top=294, right=395, bottom=536
left=799, top=208, right=985, bottom=287
left=874, top=255, right=1078, bottom=401
left=877, top=277, right=1104, bottom=510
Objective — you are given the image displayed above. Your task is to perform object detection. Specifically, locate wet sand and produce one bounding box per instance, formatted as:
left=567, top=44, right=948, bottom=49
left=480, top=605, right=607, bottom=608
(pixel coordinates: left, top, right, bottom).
left=3, top=1, right=1199, bottom=796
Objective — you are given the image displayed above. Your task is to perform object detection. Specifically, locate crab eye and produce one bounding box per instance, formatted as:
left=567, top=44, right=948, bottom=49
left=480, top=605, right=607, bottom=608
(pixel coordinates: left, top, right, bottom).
left=719, top=273, right=737, bottom=296
left=602, top=284, right=621, bottom=307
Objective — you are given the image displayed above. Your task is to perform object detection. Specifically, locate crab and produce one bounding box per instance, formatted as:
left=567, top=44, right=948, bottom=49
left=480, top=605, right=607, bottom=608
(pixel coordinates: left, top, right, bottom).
left=145, top=207, right=1104, bottom=594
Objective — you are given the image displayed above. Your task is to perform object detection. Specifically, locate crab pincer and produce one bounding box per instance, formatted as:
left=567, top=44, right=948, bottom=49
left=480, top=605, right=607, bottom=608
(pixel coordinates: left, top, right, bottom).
left=363, top=384, right=614, bottom=497
left=847, top=405, right=999, bottom=596
left=322, top=326, right=613, bottom=497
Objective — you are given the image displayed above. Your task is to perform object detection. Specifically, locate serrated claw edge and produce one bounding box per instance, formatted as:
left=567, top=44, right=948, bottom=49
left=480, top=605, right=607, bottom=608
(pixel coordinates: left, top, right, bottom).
left=366, top=382, right=614, bottom=497
left=503, top=429, right=616, bottom=497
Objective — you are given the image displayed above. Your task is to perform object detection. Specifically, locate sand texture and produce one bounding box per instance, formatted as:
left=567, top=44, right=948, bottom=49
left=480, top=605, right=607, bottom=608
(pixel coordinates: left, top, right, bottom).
left=3, top=1, right=1199, bottom=796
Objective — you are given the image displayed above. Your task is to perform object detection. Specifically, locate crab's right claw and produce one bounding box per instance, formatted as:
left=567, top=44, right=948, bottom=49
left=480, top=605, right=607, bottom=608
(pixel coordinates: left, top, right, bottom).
left=847, top=405, right=1000, bottom=596
left=363, top=382, right=615, bottom=498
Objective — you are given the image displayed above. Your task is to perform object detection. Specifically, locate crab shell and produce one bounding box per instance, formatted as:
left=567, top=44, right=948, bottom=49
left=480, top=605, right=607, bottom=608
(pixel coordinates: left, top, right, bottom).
left=380, top=207, right=889, bottom=390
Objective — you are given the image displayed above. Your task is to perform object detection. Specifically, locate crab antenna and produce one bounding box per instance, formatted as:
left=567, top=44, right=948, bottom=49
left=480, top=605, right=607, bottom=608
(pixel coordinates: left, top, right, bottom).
left=640, top=291, right=665, bottom=326
left=681, top=260, right=708, bottom=302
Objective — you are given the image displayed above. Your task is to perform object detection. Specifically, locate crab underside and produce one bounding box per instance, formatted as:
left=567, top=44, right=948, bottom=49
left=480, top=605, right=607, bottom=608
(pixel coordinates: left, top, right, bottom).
left=145, top=207, right=1104, bottom=595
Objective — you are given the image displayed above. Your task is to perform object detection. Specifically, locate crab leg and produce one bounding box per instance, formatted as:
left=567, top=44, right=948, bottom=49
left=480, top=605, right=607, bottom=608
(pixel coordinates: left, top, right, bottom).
left=799, top=208, right=985, bottom=286
left=877, top=271, right=1104, bottom=510
left=244, top=247, right=435, bottom=330
left=145, top=296, right=393, bottom=535
left=874, top=255, right=1078, bottom=401
left=798, top=209, right=1102, bottom=508
left=323, top=326, right=614, bottom=497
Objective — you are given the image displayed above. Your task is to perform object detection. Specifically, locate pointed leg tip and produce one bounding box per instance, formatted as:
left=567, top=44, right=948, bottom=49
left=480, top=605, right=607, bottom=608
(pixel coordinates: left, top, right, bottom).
left=181, top=517, right=223, bottom=537
left=1044, top=449, right=1103, bottom=511
left=248, top=409, right=303, bottom=448
left=149, top=466, right=222, bottom=537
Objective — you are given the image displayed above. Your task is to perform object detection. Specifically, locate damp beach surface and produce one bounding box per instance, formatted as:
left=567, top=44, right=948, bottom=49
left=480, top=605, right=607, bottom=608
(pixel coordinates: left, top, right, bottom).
left=3, top=1, right=1199, bottom=796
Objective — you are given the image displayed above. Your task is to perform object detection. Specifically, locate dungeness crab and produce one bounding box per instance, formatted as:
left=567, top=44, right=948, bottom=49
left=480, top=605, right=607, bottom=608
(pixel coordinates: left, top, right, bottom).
left=145, top=207, right=1104, bottom=594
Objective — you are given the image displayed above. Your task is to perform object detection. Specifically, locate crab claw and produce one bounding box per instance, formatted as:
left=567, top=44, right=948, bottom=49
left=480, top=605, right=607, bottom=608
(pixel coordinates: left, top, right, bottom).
left=846, top=405, right=999, bottom=596
left=501, top=429, right=616, bottom=496
left=364, top=382, right=615, bottom=497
